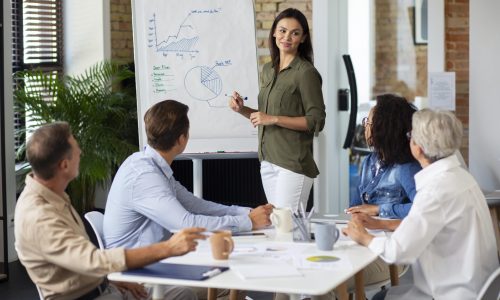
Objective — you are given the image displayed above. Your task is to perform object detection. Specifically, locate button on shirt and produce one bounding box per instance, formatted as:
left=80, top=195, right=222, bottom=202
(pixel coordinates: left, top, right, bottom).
left=14, top=174, right=126, bottom=300
left=352, top=153, right=421, bottom=218
left=257, top=56, right=326, bottom=178
left=103, top=145, right=252, bottom=249
left=368, top=155, right=499, bottom=300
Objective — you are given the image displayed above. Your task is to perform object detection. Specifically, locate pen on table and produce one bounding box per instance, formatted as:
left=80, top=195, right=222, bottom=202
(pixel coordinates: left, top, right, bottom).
left=202, top=268, right=222, bottom=278
left=292, top=212, right=310, bottom=241
left=171, top=229, right=214, bottom=237
left=225, top=93, right=248, bottom=100
left=299, top=202, right=306, bottom=218
left=307, top=206, right=315, bottom=219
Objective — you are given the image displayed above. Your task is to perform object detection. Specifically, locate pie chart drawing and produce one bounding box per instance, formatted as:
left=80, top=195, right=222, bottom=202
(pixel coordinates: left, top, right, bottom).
left=184, top=66, right=222, bottom=101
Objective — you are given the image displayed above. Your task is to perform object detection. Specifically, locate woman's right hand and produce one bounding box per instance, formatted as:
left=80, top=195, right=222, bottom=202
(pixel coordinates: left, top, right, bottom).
left=228, top=91, right=244, bottom=112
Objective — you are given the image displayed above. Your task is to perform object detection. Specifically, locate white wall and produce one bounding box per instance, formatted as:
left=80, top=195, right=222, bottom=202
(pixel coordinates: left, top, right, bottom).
left=2, top=0, right=18, bottom=262
left=469, top=0, right=500, bottom=191
left=63, top=0, right=111, bottom=208
left=313, top=0, right=350, bottom=214
left=63, top=0, right=111, bottom=75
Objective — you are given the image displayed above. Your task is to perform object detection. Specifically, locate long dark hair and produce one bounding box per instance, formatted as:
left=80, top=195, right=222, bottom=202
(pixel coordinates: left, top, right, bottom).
left=268, top=8, right=313, bottom=70
left=369, top=94, right=417, bottom=165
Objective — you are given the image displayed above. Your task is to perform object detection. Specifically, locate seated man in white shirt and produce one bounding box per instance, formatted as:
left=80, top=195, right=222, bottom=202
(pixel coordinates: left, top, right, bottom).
left=103, top=99, right=272, bottom=250
left=343, top=109, right=499, bottom=300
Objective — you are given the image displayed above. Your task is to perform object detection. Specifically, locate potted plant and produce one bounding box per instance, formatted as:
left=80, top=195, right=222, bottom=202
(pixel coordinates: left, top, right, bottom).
left=14, top=61, right=139, bottom=213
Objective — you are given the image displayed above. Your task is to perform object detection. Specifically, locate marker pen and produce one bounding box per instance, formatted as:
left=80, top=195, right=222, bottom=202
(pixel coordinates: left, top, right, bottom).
left=225, top=93, right=248, bottom=100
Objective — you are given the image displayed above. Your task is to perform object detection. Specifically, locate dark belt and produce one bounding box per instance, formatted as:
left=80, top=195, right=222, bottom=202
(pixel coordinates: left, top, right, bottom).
left=76, top=279, right=109, bottom=300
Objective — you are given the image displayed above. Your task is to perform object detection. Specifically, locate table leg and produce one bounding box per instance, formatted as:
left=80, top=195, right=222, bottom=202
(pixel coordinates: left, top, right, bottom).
left=389, top=264, right=399, bottom=286
left=490, top=206, right=500, bottom=258
left=354, top=270, right=365, bottom=300
left=207, top=288, right=217, bottom=300
left=152, top=285, right=164, bottom=300
left=229, top=289, right=239, bottom=300
left=334, top=281, right=349, bottom=300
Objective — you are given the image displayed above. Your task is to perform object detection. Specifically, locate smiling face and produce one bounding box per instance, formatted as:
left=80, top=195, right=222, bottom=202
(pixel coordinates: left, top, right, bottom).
left=273, top=17, right=306, bottom=56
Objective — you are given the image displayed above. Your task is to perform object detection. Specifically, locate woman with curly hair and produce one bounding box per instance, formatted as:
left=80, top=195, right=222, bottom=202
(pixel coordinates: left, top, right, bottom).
left=347, top=94, right=421, bottom=219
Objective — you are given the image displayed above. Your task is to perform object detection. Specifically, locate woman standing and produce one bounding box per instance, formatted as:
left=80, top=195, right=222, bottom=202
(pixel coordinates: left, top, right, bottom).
left=229, top=8, right=326, bottom=211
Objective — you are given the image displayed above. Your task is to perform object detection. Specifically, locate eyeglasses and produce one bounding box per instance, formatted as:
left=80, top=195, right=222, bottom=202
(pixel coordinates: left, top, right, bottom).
left=406, top=131, right=412, bottom=140
left=362, top=117, right=372, bottom=128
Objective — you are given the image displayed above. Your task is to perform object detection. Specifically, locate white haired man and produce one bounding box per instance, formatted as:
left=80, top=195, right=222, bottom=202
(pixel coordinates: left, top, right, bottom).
left=343, top=109, right=498, bottom=300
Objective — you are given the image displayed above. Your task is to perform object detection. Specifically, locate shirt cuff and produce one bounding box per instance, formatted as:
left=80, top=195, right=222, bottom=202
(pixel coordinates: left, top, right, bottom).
left=378, top=203, right=394, bottom=218
left=235, top=215, right=253, bottom=232
left=230, top=205, right=252, bottom=216
left=104, top=247, right=127, bottom=272
left=367, top=236, right=387, bottom=256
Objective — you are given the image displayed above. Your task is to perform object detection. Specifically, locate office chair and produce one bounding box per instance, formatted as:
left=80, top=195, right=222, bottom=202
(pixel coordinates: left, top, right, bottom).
left=84, top=211, right=105, bottom=249
left=36, top=285, right=44, bottom=300
left=14, top=244, right=45, bottom=299
left=83, top=211, right=232, bottom=300
left=485, top=190, right=500, bottom=258
left=477, top=266, right=500, bottom=300
left=348, top=264, right=409, bottom=300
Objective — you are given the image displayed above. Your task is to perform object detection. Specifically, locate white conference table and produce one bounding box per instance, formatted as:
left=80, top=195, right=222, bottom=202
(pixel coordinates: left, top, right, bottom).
left=108, top=227, right=379, bottom=300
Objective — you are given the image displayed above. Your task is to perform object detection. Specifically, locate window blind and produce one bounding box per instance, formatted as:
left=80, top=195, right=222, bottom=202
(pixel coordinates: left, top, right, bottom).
left=11, top=0, right=63, bottom=154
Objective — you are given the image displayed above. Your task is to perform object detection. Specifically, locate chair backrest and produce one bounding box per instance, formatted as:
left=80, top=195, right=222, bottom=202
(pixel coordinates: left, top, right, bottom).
left=84, top=211, right=105, bottom=249
left=36, top=284, right=44, bottom=299
left=477, top=266, right=500, bottom=300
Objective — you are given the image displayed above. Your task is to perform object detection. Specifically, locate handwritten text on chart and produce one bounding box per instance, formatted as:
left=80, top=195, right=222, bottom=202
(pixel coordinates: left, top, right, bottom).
left=151, top=65, right=175, bottom=94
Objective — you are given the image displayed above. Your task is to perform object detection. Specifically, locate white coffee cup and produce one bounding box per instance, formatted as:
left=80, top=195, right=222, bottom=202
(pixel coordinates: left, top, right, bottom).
left=270, top=207, right=293, bottom=233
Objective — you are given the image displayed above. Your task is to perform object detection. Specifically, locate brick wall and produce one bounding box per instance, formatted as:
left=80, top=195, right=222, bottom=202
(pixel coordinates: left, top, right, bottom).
left=108, top=0, right=469, bottom=159
left=372, top=0, right=428, bottom=101
left=110, top=0, right=134, bottom=63
left=109, top=0, right=313, bottom=68
left=445, top=0, right=469, bottom=161
left=254, top=0, right=312, bottom=69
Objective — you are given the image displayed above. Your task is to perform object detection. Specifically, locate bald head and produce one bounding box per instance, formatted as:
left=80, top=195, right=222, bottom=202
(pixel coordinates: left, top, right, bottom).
left=26, top=122, right=73, bottom=180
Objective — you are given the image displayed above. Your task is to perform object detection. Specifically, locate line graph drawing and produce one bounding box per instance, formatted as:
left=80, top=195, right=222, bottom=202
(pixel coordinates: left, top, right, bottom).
left=147, top=13, right=199, bottom=58
left=147, top=9, right=222, bottom=59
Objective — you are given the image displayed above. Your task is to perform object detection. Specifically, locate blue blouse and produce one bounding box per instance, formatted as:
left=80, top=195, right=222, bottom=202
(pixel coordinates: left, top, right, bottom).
left=351, top=153, right=421, bottom=219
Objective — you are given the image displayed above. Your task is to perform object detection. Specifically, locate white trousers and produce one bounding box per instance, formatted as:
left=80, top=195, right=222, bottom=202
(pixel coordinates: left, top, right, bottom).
left=260, top=161, right=314, bottom=211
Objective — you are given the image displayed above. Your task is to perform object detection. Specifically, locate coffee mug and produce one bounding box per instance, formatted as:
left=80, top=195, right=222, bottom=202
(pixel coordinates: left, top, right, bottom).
left=270, top=207, right=293, bottom=233
left=210, top=230, right=234, bottom=260
left=314, top=222, right=340, bottom=251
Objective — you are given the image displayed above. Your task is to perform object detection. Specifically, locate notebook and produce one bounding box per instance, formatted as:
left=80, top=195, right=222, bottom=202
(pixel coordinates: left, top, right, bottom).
left=123, top=262, right=228, bottom=281
left=230, top=260, right=302, bottom=280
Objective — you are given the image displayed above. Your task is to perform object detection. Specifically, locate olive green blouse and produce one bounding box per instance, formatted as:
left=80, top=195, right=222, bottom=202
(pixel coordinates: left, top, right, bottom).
left=257, top=56, right=326, bottom=178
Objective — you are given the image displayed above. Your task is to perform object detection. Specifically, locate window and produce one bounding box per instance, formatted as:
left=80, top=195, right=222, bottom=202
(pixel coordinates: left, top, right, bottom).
left=12, top=0, right=63, bottom=155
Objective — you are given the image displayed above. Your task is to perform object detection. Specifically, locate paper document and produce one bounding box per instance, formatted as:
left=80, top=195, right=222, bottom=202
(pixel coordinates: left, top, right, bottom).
left=230, top=258, right=302, bottom=279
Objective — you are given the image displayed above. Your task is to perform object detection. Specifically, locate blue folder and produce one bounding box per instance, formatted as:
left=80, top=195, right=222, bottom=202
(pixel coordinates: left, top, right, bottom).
left=123, top=262, right=229, bottom=281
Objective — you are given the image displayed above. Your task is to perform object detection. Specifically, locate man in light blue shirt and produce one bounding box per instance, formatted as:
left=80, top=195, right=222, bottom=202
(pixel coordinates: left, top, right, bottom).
left=103, top=100, right=273, bottom=249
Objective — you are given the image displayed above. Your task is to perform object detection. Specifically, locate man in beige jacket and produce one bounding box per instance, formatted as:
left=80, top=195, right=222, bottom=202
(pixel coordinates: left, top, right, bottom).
left=15, top=122, right=206, bottom=300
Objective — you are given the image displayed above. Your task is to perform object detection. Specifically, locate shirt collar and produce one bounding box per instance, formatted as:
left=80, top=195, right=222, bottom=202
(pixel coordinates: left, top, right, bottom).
left=275, top=55, right=302, bottom=72
left=414, top=154, right=461, bottom=191
left=25, top=173, right=71, bottom=212
left=144, top=145, right=174, bottom=179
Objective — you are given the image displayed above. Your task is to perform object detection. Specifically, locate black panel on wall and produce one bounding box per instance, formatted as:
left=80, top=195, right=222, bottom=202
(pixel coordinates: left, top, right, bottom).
left=171, top=158, right=314, bottom=210
left=171, top=159, right=267, bottom=208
